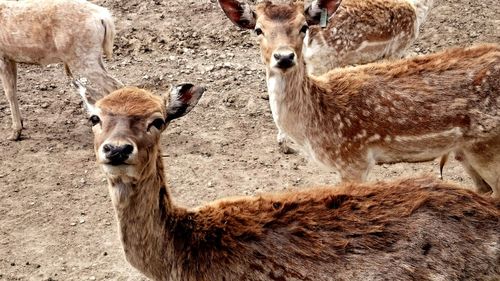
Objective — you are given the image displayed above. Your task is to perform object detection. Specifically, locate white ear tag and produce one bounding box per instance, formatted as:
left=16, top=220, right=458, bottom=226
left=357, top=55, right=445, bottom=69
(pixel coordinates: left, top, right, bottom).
left=320, top=8, right=328, bottom=28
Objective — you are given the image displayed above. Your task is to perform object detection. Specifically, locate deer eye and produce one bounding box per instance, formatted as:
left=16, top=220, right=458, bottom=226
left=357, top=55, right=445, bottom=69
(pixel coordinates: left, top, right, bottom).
left=254, top=28, right=263, bottom=36
left=300, top=24, right=309, bottom=34
left=148, top=118, right=165, bottom=131
left=89, top=115, right=100, bottom=126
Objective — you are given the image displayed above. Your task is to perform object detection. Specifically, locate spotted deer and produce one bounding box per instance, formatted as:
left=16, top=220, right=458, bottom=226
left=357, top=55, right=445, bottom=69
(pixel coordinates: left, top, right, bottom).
left=75, top=82, right=499, bottom=281
left=303, top=0, right=434, bottom=75
left=0, top=0, right=123, bottom=140
left=219, top=0, right=500, bottom=197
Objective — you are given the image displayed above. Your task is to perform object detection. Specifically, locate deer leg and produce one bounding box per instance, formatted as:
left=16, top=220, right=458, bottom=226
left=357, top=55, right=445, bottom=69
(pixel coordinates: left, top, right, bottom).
left=491, top=177, right=500, bottom=199
left=338, top=158, right=372, bottom=183
left=277, top=131, right=297, bottom=154
left=454, top=150, right=492, bottom=194
left=0, top=58, right=22, bottom=141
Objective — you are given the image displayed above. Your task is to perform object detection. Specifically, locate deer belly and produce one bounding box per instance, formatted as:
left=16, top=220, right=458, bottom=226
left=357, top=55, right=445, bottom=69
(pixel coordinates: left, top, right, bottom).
left=373, top=129, right=464, bottom=163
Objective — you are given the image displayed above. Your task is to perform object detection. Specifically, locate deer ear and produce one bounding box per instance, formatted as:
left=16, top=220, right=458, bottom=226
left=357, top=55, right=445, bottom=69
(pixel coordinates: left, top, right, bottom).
left=305, top=0, right=342, bottom=25
left=166, top=84, right=206, bottom=122
left=218, top=0, right=256, bottom=29
left=71, top=79, right=100, bottom=115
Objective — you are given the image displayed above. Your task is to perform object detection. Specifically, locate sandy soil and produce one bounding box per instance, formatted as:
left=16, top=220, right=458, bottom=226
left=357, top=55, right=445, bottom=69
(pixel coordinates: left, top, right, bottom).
left=0, top=0, right=498, bottom=280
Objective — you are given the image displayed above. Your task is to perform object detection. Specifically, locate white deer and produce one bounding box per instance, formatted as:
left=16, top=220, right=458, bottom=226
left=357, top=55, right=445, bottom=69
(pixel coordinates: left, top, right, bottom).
left=0, top=0, right=123, bottom=140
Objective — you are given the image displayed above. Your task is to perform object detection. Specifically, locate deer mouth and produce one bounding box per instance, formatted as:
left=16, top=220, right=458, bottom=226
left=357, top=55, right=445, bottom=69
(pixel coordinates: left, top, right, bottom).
left=275, top=60, right=296, bottom=70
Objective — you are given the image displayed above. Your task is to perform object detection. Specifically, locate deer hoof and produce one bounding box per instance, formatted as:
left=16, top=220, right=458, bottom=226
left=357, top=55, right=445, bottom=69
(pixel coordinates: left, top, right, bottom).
left=279, top=142, right=297, bottom=155
left=7, top=129, right=22, bottom=141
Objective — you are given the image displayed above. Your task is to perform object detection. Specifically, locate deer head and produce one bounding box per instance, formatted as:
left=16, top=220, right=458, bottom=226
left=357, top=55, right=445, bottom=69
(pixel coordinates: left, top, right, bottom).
left=73, top=81, right=205, bottom=182
left=219, top=0, right=341, bottom=73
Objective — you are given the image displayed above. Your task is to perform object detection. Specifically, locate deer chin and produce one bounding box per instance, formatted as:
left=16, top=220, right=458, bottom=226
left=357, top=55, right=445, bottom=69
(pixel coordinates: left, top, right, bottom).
left=101, top=163, right=139, bottom=180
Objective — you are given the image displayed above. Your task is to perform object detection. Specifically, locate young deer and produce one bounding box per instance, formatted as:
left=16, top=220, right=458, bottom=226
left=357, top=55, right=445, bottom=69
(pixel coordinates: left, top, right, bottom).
left=302, top=0, right=433, bottom=75
left=219, top=0, right=500, bottom=197
left=0, top=0, right=123, bottom=140
left=76, top=83, right=499, bottom=281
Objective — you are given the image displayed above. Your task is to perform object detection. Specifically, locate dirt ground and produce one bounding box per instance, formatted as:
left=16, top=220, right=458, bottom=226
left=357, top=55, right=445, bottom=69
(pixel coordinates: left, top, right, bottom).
left=0, top=0, right=498, bottom=280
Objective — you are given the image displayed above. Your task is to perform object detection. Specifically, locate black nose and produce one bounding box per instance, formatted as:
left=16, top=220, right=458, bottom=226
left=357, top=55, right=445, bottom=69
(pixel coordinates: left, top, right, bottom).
left=103, top=143, right=134, bottom=165
left=274, top=52, right=295, bottom=69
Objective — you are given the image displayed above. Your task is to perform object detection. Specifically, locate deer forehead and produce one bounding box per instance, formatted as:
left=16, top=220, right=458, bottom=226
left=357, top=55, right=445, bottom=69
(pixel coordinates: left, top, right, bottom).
left=96, top=87, right=166, bottom=117
left=255, top=2, right=305, bottom=26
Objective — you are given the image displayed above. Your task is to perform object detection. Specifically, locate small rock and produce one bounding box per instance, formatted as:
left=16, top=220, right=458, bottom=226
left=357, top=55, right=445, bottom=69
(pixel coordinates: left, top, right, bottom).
left=70, top=222, right=77, bottom=226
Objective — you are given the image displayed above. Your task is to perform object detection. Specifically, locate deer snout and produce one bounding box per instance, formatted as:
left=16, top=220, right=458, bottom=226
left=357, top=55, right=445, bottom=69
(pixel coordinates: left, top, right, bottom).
left=102, top=143, right=134, bottom=166
left=272, top=50, right=296, bottom=70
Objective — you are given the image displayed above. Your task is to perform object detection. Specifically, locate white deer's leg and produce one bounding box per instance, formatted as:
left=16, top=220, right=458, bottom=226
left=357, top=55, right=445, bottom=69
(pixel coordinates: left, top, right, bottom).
left=0, top=58, right=22, bottom=140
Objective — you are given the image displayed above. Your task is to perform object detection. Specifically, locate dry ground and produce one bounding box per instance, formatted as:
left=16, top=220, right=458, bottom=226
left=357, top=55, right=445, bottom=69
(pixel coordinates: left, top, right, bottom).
left=0, top=0, right=498, bottom=280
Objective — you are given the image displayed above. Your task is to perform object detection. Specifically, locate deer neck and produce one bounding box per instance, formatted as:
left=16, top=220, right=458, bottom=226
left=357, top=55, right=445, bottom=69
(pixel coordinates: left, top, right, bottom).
left=106, top=150, right=177, bottom=280
left=266, top=60, right=314, bottom=145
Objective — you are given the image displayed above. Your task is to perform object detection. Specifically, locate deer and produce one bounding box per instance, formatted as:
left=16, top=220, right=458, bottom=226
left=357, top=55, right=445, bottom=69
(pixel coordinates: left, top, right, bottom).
left=239, top=0, right=434, bottom=155
left=0, top=0, right=123, bottom=140
left=302, top=0, right=434, bottom=76
left=218, top=0, right=500, bottom=198
left=74, top=81, right=500, bottom=281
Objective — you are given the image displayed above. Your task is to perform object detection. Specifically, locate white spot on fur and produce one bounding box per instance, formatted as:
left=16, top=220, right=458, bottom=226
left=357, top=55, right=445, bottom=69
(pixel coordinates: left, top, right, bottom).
left=367, top=134, right=381, bottom=142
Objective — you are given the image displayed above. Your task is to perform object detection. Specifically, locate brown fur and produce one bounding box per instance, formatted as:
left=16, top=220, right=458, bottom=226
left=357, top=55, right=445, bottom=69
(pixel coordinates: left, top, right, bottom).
left=87, top=88, right=500, bottom=281
left=260, top=1, right=300, bottom=21
left=220, top=0, right=500, bottom=197
left=0, top=0, right=122, bottom=140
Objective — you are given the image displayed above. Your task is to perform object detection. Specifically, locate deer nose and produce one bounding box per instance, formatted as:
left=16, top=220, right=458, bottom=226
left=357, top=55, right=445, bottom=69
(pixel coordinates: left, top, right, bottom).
left=273, top=52, right=296, bottom=69
left=102, top=143, right=134, bottom=165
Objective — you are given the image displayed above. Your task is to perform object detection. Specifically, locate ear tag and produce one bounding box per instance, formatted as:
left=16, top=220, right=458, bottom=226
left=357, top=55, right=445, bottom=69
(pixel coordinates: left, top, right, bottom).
left=320, top=8, right=328, bottom=28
